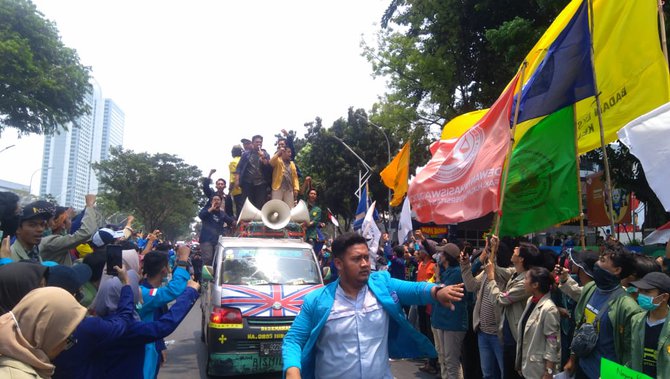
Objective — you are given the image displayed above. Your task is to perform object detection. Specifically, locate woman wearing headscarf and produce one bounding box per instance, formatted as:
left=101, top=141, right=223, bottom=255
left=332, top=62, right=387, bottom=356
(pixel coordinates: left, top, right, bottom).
left=0, top=262, right=48, bottom=313
left=0, top=287, right=87, bottom=378
left=52, top=267, right=136, bottom=379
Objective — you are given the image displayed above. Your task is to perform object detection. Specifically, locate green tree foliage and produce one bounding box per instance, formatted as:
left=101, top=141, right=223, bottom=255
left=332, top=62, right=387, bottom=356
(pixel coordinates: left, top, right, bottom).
left=366, top=0, right=569, bottom=121
left=93, top=147, right=202, bottom=241
left=0, top=0, right=91, bottom=136
left=294, top=109, right=397, bottom=230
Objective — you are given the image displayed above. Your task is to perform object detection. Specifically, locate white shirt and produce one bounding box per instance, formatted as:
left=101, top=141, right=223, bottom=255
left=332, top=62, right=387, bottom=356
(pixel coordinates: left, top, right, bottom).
left=314, top=284, right=392, bottom=379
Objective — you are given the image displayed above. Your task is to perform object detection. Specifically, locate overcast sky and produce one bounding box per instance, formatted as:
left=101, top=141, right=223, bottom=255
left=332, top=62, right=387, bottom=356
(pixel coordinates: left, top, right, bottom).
left=1, top=0, right=390, bottom=194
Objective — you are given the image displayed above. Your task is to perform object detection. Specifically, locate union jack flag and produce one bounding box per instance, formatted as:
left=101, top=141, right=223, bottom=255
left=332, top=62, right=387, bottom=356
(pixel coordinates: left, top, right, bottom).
left=220, top=284, right=322, bottom=317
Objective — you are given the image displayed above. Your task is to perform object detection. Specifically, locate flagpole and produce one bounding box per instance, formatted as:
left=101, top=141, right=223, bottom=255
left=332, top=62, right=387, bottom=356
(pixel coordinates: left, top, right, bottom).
left=573, top=107, right=587, bottom=250
left=659, top=0, right=669, bottom=64
left=588, top=0, right=617, bottom=234
left=493, top=61, right=528, bottom=240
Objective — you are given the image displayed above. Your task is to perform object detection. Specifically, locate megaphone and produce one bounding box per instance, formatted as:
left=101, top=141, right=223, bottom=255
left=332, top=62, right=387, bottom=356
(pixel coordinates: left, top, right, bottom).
left=237, top=199, right=262, bottom=223
left=290, top=200, right=310, bottom=223
left=261, top=200, right=291, bottom=230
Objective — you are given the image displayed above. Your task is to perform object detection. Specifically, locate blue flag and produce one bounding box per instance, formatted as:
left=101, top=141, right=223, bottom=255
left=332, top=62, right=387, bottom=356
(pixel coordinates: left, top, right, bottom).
left=353, top=184, right=378, bottom=230
left=515, top=0, right=595, bottom=124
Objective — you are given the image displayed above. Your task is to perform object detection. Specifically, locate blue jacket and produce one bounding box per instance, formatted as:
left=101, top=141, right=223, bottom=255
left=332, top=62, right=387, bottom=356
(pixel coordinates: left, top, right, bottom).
left=431, top=265, right=468, bottom=331
left=198, top=206, right=234, bottom=245
left=139, top=266, right=190, bottom=379
left=235, top=149, right=271, bottom=186
left=282, top=271, right=439, bottom=379
left=93, top=287, right=199, bottom=379
left=53, top=286, right=135, bottom=379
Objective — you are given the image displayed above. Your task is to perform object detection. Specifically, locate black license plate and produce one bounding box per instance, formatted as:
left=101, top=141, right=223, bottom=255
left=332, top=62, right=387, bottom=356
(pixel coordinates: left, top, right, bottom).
left=259, top=341, right=282, bottom=357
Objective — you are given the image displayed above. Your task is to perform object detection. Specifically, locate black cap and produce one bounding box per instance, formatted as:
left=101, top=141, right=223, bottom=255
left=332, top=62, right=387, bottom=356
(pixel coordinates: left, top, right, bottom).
left=46, top=264, right=92, bottom=294
left=240, top=138, right=251, bottom=144
left=569, top=249, right=599, bottom=278
left=631, top=272, right=670, bottom=294
left=20, top=200, right=55, bottom=222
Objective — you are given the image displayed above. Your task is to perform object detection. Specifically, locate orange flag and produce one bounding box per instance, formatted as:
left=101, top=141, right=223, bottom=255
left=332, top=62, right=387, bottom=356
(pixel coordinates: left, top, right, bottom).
left=380, top=142, right=411, bottom=207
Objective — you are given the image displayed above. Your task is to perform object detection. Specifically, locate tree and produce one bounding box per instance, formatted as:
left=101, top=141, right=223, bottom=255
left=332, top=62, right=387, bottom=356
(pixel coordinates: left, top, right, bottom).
left=93, top=147, right=202, bottom=241
left=0, top=0, right=91, bottom=136
left=363, top=0, right=569, bottom=130
left=295, top=108, right=397, bottom=230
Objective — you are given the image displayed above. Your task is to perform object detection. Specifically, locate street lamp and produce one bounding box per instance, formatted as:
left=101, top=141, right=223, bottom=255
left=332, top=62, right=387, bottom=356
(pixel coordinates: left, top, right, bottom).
left=357, top=115, right=392, bottom=231
left=29, top=167, right=53, bottom=197
left=0, top=144, right=16, bottom=154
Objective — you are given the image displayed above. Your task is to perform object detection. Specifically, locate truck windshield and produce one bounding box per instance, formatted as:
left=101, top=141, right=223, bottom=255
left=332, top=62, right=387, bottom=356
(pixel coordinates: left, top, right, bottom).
left=220, top=248, right=321, bottom=286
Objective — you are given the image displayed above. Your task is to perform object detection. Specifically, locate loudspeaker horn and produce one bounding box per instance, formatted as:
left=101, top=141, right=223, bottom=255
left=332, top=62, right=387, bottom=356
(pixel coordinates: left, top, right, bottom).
left=290, top=200, right=310, bottom=223
left=237, top=199, right=262, bottom=223
left=261, top=200, right=291, bottom=230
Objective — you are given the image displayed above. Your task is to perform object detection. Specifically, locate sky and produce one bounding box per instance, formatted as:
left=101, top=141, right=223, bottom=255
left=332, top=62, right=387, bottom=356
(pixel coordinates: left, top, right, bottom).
left=0, top=0, right=390, bottom=195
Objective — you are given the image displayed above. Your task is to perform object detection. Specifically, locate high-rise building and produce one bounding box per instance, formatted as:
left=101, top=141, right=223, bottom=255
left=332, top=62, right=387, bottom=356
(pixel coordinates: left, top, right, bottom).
left=40, top=80, right=125, bottom=210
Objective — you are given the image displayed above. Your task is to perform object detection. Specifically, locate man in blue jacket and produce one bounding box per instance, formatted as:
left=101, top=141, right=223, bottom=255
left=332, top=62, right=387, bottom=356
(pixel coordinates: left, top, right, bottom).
left=282, top=232, right=465, bottom=379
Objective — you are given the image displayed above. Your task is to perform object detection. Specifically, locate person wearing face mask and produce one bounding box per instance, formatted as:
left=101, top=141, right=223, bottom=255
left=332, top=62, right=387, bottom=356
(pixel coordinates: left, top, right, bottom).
left=563, top=242, right=643, bottom=379
left=628, top=272, right=670, bottom=378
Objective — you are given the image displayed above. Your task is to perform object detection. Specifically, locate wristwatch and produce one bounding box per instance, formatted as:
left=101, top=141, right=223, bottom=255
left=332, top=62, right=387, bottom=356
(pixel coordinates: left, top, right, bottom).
left=545, top=367, right=554, bottom=375
left=432, top=284, right=446, bottom=300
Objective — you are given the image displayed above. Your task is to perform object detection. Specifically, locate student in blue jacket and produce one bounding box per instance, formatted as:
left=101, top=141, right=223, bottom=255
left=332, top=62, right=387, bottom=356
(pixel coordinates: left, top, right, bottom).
left=282, top=232, right=465, bottom=379
left=138, top=247, right=190, bottom=379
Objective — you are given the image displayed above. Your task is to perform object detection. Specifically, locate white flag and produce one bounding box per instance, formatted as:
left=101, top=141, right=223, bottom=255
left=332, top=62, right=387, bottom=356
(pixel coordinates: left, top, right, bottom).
left=361, top=201, right=381, bottom=270
left=618, top=102, right=670, bottom=211
left=643, top=221, right=670, bottom=245
left=398, top=196, right=412, bottom=244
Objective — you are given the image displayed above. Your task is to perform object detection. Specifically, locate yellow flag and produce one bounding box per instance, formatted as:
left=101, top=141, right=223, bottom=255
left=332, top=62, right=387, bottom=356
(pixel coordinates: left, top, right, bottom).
left=441, top=0, right=670, bottom=154
left=380, top=142, right=411, bottom=207
left=441, top=109, right=488, bottom=140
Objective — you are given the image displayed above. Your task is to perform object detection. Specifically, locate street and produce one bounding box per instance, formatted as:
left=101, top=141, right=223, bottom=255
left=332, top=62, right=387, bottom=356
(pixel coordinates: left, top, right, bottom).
left=159, top=299, right=436, bottom=379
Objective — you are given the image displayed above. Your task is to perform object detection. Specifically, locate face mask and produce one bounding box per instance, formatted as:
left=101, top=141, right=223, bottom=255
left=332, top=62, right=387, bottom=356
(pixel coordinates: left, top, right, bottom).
left=323, top=253, right=331, bottom=259
left=592, top=265, right=620, bottom=290
left=637, top=293, right=661, bottom=311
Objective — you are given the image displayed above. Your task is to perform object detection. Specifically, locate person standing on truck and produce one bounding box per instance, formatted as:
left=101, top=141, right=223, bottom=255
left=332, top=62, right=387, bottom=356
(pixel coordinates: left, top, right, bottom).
left=282, top=232, right=465, bottom=379
left=198, top=195, right=235, bottom=266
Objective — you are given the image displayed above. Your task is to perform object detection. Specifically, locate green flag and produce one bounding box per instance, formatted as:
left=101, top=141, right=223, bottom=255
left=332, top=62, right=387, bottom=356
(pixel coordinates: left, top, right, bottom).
left=499, top=105, right=579, bottom=237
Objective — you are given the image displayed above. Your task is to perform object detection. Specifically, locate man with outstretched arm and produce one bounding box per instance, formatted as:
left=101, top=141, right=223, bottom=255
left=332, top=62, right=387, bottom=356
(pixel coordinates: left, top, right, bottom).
left=282, top=232, right=465, bottom=379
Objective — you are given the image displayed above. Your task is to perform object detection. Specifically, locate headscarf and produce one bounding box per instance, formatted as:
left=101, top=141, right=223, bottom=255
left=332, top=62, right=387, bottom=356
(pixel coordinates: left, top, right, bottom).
left=0, top=287, right=86, bottom=378
left=0, top=262, right=48, bottom=313
left=93, top=270, right=141, bottom=318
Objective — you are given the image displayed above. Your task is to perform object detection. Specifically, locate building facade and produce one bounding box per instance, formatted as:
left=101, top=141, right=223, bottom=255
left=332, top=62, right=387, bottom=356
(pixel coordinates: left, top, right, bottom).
left=40, top=81, right=124, bottom=210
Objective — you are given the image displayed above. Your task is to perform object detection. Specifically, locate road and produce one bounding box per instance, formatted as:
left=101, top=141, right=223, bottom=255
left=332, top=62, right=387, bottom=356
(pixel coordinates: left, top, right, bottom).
left=159, top=299, right=436, bottom=379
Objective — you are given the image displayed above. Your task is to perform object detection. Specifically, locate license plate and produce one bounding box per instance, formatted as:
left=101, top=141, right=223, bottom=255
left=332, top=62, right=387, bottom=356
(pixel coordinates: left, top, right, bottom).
left=252, top=356, right=282, bottom=371
left=259, top=341, right=282, bottom=357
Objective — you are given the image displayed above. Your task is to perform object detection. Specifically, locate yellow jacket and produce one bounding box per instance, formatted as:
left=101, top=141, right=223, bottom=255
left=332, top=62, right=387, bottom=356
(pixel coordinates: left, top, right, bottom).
left=269, top=153, right=299, bottom=192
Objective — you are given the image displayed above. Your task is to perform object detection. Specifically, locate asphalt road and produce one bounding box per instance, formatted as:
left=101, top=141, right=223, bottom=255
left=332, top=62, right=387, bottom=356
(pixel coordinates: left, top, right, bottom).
left=159, top=299, right=436, bottom=379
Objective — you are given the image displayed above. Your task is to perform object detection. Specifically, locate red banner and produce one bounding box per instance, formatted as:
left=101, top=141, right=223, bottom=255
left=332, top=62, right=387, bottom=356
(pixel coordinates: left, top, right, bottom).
left=585, top=172, right=632, bottom=226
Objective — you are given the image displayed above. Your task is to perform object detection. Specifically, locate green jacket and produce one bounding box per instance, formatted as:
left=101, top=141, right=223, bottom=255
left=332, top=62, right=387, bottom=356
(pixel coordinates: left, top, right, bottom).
left=573, top=281, right=642, bottom=366
left=629, top=309, right=670, bottom=378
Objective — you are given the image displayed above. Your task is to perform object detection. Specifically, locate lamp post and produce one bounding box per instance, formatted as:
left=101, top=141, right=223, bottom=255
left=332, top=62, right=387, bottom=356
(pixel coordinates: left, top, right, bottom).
left=29, top=167, right=53, bottom=197
left=357, top=115, right=392, bottom=232
left=0, top=144, right=15, bottom=154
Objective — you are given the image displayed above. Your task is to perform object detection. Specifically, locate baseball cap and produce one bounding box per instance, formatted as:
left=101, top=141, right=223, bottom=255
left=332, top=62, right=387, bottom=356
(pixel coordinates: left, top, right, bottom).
left=436, top=243, right=461, bottom=259
left=631, top=272, right=670, bottom=294
left=46, top=264, right=92, bottom=294
left=20, top=200, right=55, bottom=222
left=91, top=228, right=125, bottom=247
left=240, top=138, right=252, bottom=144
left=569, top=249, right=599, bottom=278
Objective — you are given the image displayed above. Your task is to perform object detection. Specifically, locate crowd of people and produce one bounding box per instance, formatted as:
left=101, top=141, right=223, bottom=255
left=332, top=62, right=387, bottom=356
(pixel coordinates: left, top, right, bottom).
left=289, top=228, right=670, bottom=379
left=0, top=191, right=200, bottom=378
